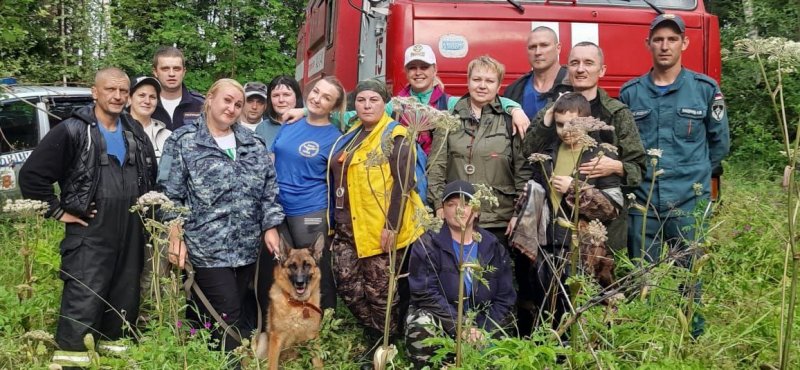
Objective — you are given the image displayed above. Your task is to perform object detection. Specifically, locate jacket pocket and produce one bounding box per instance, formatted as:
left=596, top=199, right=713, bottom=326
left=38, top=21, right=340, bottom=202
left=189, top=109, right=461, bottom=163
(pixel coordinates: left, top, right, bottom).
left=674, top=107, right=705, bottom=142
left=631, top=108, right=654, bottom=141
left=491, top=184, right=517, bottom=220
left=59, top=236, right=86, bottom=281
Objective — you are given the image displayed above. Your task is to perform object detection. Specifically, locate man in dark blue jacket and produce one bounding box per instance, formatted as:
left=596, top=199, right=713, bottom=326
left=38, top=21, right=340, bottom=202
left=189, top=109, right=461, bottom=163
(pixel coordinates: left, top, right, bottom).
left=150, top=46, right=204, bottom=130
left=405, top=180, right=515, bottom=368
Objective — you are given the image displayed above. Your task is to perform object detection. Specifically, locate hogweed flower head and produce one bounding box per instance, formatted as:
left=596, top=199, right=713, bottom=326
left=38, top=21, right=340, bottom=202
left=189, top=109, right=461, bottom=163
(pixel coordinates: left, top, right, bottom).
left=579, top=219, right=608, bottom=246
left=131, top=191, right=188, bottom=215
left=528, top=153, right=552, bottom=164
left=599, top=143, right=619, bottom=156
left=416, top=206, right=443, bottom=233
left=3, top=199, right=48, bottom=216
left=733, top=37, right=800, bottom=71
left=470, top=183, right=499, bottom=211
left=647, top=148, right=663, bottom=159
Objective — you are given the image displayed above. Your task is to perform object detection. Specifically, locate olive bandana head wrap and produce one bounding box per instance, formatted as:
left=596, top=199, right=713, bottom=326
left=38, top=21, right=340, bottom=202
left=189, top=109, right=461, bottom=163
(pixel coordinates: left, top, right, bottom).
left=354, top=79, right=391, bottom=103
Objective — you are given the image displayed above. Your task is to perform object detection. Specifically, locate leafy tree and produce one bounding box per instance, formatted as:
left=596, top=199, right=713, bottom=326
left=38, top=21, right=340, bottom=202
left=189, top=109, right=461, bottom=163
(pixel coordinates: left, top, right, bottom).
left=1, top=0, right=307, bottom=90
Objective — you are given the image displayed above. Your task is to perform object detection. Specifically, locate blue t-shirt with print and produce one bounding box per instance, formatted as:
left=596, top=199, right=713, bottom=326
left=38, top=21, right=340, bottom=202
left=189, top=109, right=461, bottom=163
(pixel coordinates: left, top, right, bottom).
left=522, top=76, right=549, bottom=118
left=271, top=118, right=342, bottom=216
left=97, top=120, right=126, bottom=166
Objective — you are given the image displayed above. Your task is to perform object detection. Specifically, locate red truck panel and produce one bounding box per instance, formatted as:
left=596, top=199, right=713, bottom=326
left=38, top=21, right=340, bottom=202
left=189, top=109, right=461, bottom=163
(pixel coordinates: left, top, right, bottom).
left=301, top=1, right=720, bottom=98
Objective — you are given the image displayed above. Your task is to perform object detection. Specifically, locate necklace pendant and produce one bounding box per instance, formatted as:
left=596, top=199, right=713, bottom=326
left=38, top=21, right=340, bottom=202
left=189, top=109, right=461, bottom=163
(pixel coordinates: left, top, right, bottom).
left=335, top=187, right=345, bottom=209
left=464, top=163, right=476, bottom=175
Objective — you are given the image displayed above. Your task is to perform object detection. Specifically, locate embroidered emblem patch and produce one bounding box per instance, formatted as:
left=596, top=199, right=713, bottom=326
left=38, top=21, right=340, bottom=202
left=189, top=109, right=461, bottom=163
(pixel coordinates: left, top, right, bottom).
left=712, top=92, right=725, bottom=122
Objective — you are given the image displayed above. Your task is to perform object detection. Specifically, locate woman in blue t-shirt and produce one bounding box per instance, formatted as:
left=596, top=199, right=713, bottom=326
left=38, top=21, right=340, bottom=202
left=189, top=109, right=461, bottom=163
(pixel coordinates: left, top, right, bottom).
left=269, top=76, right=345, bottom=310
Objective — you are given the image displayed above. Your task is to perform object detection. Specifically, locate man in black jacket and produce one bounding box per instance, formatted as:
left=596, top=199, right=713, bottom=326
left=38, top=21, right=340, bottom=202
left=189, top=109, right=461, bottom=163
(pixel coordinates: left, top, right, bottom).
left=503, top=26, right=570, bottom=118
left=502, top=25, right=570, bottom=337
left=150, top=46, right=204, bottom=130
left=19, top=67, right=157, bottom=365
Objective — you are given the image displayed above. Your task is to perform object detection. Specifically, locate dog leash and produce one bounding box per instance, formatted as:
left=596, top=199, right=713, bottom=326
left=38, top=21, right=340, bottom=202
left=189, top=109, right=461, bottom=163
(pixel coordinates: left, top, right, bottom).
left=183, top=261, right=243, bottom=344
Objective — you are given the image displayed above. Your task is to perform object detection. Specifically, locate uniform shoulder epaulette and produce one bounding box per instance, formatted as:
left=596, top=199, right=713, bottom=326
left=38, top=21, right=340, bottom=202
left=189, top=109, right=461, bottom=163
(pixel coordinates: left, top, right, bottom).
left=620, top=76, right=643, bottom=92
left=188, top=90, right=206, bottom=102
left=691, top=71, right=720, bottom=88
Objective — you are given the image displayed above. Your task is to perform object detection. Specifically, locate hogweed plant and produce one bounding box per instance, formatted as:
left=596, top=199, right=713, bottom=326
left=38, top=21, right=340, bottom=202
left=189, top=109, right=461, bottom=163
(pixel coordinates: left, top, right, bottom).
left=734, top=36, right=800, bottom=370
left=2, top=199, right=48, bottom=301
left=129, top=191, right=189, bottom=327
left=362, top=96, right=460, bottom=369
left=527, top=116, right=617, bottom=351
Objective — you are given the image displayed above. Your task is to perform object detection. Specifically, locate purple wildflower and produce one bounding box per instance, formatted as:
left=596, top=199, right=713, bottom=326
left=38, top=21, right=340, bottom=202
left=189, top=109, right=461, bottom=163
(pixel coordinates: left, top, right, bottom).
left=190, top=328, right=197, bottom=336
left=204, top=321, right=212, bottom=330
left=176, top=320, right=183, bottom=329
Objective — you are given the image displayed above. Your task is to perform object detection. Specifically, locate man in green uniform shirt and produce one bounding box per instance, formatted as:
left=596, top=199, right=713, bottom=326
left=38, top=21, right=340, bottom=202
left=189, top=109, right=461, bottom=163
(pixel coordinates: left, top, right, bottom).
left=619, top=13, right=730, bottom=338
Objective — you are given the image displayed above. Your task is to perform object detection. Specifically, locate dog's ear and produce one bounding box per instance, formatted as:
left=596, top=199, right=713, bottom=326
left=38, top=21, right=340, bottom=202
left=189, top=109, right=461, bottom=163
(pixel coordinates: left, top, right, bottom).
left=279, top=236, right=293, bottom=261
left=310, top=233, right=325, bottom=262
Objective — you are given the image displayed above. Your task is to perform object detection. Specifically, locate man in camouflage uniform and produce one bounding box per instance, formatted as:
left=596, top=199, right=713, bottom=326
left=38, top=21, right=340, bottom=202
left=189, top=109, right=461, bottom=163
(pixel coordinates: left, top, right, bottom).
left=158, top=99, right=284, bottom=350
left=519, top=42, right=645, bottom=335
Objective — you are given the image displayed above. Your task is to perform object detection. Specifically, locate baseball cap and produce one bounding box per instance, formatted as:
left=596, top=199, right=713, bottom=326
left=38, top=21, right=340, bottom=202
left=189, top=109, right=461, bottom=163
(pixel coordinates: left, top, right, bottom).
left=130, top=76, right=161, bottom=95
left=650, top=13, right=686, bottom=34
left=244, top=81, right=268, bottom=100
left=404, top=44, right=437, bottom=67
left=442, top=180, right=476, bottom=204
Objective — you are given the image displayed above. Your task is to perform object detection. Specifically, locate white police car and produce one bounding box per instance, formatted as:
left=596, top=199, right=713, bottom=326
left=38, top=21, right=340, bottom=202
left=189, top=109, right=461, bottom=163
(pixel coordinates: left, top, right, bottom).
left=0, top=80, right=94, bottom=198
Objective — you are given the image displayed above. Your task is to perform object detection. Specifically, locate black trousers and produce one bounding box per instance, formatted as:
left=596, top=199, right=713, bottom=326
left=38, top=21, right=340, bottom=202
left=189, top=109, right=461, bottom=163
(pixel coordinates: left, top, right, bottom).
left=56, top=158, right=144, bottom=351
left=255, top=210, right=337, bottom=312
left=191, top=263, right=257, bottom=351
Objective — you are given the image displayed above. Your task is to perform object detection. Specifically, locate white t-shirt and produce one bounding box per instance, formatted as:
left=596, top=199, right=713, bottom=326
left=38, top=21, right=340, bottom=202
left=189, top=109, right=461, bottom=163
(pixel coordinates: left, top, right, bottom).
left=161, top=96, right=181, bottom=121
left=239, top=121, right=260, bottom=131
left=214, top=132, right=237, bottom=160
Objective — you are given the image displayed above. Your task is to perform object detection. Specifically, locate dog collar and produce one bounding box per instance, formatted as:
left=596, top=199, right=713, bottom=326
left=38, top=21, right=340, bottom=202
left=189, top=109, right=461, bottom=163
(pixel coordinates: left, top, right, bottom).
left=283, top=292, right=323, bottom=319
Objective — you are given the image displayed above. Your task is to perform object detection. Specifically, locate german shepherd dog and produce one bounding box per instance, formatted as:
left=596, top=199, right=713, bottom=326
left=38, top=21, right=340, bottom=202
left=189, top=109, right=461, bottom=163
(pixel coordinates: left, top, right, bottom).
left=254, top=234, right=324, bottom=369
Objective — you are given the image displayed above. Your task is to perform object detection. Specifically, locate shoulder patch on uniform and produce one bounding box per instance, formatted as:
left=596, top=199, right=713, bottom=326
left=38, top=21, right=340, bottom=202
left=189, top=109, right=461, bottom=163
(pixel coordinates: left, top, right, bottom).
left=711, top=92, right=725, bottom=122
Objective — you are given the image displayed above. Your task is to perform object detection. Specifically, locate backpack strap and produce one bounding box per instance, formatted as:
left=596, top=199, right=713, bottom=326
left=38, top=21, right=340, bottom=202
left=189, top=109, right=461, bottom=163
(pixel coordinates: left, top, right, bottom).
left=435, top=93, right=449, bottom=111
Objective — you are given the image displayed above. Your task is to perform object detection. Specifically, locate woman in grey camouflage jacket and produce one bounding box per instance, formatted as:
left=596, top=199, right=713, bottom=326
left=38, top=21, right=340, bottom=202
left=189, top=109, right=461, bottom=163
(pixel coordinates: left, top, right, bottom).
left=158, top=78, right=285, bottom=351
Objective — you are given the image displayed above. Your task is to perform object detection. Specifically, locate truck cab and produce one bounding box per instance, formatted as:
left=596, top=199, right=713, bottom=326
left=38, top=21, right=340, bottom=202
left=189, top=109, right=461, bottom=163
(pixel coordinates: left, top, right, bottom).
left=295, top=0, right=720, bottom=97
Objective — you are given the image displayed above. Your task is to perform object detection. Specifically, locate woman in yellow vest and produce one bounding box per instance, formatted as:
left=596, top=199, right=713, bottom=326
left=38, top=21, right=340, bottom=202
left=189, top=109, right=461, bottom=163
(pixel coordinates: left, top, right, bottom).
left=328, top=80, right=424, bottom=345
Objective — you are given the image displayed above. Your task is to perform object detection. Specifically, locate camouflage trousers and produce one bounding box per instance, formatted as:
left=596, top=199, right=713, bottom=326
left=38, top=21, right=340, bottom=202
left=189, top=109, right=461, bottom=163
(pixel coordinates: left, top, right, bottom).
left=404, top=307, right=455, bottom=368
left=331, top=224, right=404, bottom=334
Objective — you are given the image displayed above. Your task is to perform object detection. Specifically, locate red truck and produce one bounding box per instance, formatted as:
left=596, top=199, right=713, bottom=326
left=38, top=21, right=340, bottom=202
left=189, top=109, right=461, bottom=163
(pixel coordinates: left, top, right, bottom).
left=294, top=0, right=720, bottom=97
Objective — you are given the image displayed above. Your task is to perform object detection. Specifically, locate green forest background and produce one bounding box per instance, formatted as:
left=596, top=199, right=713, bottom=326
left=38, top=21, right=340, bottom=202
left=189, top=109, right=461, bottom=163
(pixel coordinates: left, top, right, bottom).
left=2, top=0, right=798, bottom=167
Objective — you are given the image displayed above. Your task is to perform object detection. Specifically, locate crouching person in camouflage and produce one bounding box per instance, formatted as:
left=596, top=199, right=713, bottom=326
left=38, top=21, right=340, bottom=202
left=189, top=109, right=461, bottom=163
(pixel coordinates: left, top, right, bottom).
left=406, top=180, right=516, bottom=367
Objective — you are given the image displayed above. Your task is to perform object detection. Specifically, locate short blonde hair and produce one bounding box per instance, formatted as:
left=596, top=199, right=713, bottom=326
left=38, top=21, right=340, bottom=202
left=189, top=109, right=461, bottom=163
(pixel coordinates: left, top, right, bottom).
left=467, top=55, right=505, bottom=82
left=203, top=78, right=245, bottom=114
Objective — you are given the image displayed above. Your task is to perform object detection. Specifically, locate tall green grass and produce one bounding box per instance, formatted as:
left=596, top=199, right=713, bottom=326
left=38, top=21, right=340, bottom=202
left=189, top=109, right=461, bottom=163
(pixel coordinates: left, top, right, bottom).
left=0, top=161, right=796, bottom=368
